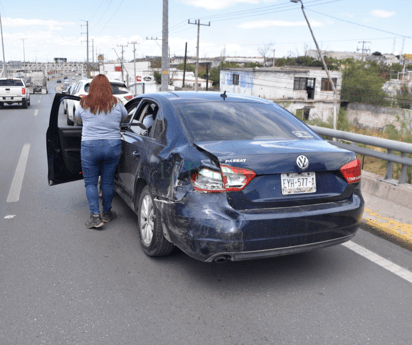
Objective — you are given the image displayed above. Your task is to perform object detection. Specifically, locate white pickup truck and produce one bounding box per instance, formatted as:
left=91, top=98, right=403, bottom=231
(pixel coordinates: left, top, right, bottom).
left=0, top=78, right=31, bottom=108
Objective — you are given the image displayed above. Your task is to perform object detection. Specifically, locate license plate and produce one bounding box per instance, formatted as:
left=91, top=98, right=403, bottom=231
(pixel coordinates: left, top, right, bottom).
left=281, top=172, right=316, bottom=195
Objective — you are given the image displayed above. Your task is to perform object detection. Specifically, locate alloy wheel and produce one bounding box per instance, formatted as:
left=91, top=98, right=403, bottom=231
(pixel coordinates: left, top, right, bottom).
left=140, top=195, right=155, bottom=246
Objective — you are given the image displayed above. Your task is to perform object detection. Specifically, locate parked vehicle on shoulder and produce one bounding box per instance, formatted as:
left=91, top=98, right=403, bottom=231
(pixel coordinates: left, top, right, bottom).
left=47, top=91, right=364, bottom=263
left=0, top=78, right=31, bottom=108
left=65, top=79, right=133, bottom=126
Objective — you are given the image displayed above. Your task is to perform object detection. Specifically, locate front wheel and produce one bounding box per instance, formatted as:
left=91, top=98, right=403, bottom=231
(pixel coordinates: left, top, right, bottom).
left=137, top=186, right=174, bottom=257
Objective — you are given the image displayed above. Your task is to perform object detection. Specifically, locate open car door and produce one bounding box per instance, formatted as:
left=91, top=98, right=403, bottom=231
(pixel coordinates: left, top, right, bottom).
left=46, top=93, right=82, bottom=186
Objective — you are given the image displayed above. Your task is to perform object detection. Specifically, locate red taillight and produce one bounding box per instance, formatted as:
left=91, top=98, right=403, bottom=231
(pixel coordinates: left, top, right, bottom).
left=340, top=158, right=361, bottom=184
left=190, top=165, right=256, bottom=193
left=221, top=165, right=256, bottom=191
left=124, top=95, right=133, bottom=100
left=22, top=88, right=25, bottom=95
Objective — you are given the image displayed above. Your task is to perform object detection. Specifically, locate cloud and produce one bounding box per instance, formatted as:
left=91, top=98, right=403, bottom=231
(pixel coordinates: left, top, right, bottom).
left=182, top=0, right=268, bottom=10
left=2, top=17, right=76, bottom=30
left=239, top=19, right=324, bottom=29
left=370, top=10, right=395, bottom=18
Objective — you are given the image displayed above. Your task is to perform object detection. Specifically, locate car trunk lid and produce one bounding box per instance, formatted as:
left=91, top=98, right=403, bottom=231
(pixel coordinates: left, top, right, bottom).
left=194, top=140, right=358, bottom=209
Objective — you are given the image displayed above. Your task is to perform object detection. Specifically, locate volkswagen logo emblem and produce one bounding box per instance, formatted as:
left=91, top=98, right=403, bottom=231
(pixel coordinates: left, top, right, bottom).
left=296, top=155, right=309, bottom=170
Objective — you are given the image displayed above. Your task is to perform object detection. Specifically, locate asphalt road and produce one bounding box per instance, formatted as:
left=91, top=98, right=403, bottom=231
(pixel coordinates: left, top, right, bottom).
left=1, top=82, right=412, bottom=345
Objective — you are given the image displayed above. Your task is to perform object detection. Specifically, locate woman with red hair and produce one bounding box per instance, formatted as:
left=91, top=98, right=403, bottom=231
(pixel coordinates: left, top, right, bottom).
left=75, top=74, right=127, bottom=229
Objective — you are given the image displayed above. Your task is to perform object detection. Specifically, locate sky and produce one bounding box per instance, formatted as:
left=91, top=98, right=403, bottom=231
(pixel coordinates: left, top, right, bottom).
left=0, top=0, right=410, bottom=63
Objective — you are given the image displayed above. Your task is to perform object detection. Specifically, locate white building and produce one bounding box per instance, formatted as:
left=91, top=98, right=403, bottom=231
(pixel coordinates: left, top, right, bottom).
left=169, top=70, right=212, bottom=89
left=220, top=66, right=342, bottom=122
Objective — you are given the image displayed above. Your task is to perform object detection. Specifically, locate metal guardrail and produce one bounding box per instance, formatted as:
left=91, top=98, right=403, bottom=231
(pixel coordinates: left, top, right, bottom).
left=310, top=125, right=412, bottom=184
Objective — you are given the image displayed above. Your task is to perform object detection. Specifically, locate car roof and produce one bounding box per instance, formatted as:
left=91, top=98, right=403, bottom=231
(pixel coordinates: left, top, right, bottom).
left=139, top=91, right=273, bottom=104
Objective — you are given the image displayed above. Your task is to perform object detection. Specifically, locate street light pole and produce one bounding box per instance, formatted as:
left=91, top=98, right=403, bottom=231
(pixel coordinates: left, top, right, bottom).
left=20, top=38, right=26, bottom=77
left=291, top=0, right=338, bottom=131
left=0, top=13, right=7, bottom=77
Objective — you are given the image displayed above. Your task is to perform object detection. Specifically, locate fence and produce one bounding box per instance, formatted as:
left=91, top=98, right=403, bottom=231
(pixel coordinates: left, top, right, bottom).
left=310, top=125, right=412, bottom=184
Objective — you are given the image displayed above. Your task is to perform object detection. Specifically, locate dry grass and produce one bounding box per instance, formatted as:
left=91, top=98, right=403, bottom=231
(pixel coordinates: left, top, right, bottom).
left=349, top=126, right=411, bottom=182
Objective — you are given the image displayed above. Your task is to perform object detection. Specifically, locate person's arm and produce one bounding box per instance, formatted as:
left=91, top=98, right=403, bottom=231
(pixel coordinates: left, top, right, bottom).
left=75, top=106, right=82, bottom=124
left=119, top=102, right=128, bottom=122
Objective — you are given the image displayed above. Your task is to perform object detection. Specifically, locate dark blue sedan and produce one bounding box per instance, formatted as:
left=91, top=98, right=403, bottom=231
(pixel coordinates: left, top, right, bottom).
left=47, top=91, right=364, bottom=262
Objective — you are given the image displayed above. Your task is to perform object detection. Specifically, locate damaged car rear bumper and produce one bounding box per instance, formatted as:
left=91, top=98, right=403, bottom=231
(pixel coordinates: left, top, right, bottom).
left=156, top=191, right=364, bottom=262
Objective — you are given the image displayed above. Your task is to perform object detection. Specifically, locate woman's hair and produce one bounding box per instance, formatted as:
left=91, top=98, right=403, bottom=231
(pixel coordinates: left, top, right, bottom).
left=80, top=74, right=118, bottom=114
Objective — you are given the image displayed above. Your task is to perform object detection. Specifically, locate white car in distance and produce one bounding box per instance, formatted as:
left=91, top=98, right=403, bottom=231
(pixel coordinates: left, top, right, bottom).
left=65, top=79, right=133, bottom=126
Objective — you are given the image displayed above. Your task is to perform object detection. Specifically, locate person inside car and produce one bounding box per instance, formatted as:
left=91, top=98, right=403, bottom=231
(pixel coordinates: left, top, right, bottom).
left=74, top=74, right=127, bottom=229
left=142, top=105, right=158, bottom=134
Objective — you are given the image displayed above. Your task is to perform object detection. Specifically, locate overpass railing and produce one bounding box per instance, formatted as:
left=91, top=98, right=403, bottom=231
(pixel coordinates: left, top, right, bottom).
left=310, top=125, right=412, bottom=184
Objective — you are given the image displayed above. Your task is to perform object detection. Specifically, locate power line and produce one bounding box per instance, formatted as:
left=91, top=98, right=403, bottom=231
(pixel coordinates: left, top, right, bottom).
left=95, top=0, right=125, bottom=36
left=92, top=0, right=114, bottom=31
left=89, top=0, right=106, bottom=21
left=307, top=9, right=412, bottom=40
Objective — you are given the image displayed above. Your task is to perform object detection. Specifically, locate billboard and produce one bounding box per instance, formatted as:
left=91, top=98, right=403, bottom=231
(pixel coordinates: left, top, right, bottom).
left=98, top=54, right=104, bottom=62
left=54, top=58, right=67, bottom=63
left=115, top=66, right=122, bottom=72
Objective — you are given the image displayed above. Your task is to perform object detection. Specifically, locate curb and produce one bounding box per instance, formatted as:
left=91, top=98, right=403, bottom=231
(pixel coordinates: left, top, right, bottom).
left=361, top=209, right=412, bottom=252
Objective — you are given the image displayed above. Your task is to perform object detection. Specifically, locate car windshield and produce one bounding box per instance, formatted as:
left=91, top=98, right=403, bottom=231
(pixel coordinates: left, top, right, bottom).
left=0, top=80, right=24, bottom=86
left=84, top=82, right=129, bottom=95
left=174, top=102, right=320, bottom=142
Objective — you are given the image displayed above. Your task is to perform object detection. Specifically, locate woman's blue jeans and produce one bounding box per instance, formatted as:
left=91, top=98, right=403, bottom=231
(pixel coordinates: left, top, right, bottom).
left=81, top=139, right=122, bottom=215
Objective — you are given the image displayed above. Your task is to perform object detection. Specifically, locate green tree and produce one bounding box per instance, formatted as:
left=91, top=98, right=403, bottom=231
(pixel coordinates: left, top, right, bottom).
left=340, top=60, right=389, bottom=106
left=397, top=86, right=412, bottom=109
left=153, top=71, right=161, bottom=84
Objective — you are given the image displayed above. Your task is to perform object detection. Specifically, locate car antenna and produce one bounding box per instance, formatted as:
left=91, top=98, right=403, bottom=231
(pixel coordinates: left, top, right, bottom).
left=220, top=90, right=227, bottom=100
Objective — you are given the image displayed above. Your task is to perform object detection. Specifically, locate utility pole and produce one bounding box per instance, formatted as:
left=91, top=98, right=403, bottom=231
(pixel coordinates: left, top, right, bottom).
left=0, top=13, right=6, bottom=77
left=188, top=19, right=210, bottom=91
left=161, top=0, right=169, bottom=91
left=128, top=41, right=140, bottom=95
left=92, top=38, right=94, bottom=66
left=81, top=21, right=89, bottom=76
left=183, top=42, right=187, bottom=88
left=20, top=38, right=26, bottom=77
left=291, top=0, right=338, bottom=131
left=117, top=44, right=128, bottom=82
left=357, top=41, right=371, bottom=61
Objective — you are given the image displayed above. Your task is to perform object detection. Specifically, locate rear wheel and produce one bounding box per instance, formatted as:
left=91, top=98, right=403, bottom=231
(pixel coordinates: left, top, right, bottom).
left=138, top=186, right=174, bottom=257
left=22, top=100, right=28, bottom=109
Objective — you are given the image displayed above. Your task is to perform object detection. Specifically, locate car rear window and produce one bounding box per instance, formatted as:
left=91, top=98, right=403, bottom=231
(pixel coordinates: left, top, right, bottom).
left=173, top=102, right=320, bottom=142
left=84, top=82, right=129, bottom=94
left=0, top=80, right=24, bottom=86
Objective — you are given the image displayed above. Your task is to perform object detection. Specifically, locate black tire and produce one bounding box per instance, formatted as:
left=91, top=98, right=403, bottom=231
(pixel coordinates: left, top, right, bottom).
left=0, top=102, right=3, bottom=108
left=22, top=100, right=28, bottom=109
left=137, top=186, right=174, bottom=257
left=64, top=105, right=67, bottom=114
left=28, top=98, right=30, bottom=106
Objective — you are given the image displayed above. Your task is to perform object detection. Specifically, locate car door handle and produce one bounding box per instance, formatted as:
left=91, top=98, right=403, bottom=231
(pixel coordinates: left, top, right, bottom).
left=132, top=151, right=140, bottom=157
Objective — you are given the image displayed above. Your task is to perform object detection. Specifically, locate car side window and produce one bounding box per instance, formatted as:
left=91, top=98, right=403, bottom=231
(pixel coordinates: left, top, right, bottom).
left=138, top=102, right=159, bottom=137
left=127, top=101, right=148, bottom=135
left=151, top=111, right=164, bottom=139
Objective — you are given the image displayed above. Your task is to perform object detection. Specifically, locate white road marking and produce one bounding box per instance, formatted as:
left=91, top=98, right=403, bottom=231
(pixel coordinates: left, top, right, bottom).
left=34, top=109, right=38, bottom=116
left=7, top=144, right=30, bottom=203
left=343, top=241, right=412, bottom=284
left=38, top=100, right=40, bottom=103
left=4, top=215, right=16, bottom=219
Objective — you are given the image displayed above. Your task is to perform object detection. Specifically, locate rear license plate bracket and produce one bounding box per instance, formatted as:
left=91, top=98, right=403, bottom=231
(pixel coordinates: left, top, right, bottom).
left=281, top=172, right=316, bottom=195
